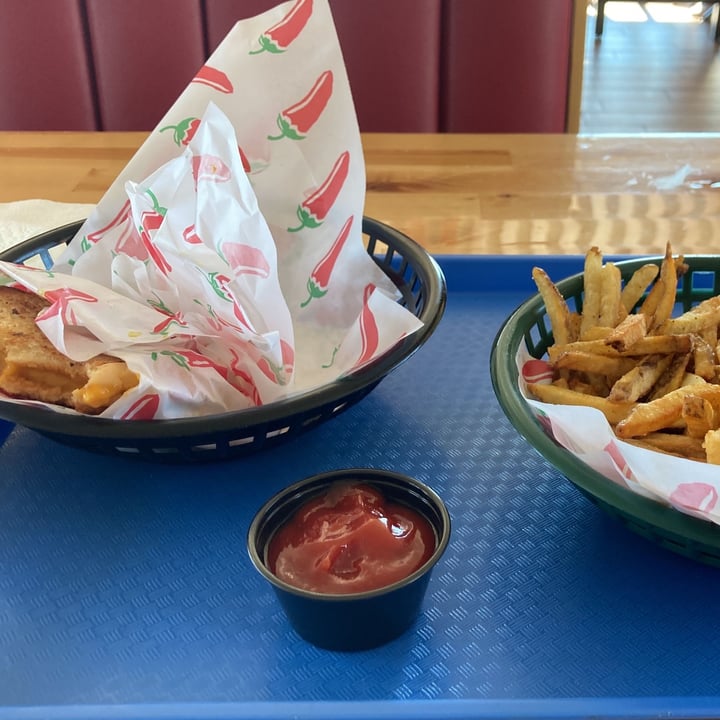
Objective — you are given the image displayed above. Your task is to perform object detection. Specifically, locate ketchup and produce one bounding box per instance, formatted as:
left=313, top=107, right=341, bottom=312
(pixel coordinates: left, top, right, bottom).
left=267, top=481, right=436, bottom=594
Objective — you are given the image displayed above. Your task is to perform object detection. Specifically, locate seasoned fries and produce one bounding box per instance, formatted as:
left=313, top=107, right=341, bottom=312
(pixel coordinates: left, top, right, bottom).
left=620, top=263, right=659, bottom=313
left=579, top=247, right=603, bottom=337
left=528, top=243, right=720, bottom=464
left=531, top=267, right=574, bottom=345
left=527, top=382, right=636, bottom=425
left=605, top=313, right=647, bottom=352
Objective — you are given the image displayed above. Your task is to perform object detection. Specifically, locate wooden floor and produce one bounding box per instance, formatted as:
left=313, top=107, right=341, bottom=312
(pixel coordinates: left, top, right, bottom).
left=580, top=1, right=720, bottom=133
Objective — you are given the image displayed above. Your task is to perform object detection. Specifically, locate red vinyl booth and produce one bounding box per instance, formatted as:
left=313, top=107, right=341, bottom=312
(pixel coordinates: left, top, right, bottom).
left=441, top=0, right=574, bottom=133
left=0, top=0, right=575, bottom=133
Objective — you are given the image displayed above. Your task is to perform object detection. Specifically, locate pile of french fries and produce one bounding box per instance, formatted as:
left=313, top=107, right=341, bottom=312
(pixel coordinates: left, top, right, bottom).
left=528, top=243, right=720, bottom=464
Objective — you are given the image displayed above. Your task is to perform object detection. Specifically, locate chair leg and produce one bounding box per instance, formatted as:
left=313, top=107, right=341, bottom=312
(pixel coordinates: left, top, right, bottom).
left=715, top=3, right=720, bottom=43
left=595, top=0, right=606, bottom=35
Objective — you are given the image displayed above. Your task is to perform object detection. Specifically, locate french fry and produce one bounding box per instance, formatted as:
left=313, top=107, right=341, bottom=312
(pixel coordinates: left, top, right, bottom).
left=702, top=324, right=717, bottom=349
left=547, top=339, right=619, bottom=361
left=582, top=326, right=613, bottom=341
left=532, top=267, right=575, bottom=345
left=618, top=334, right=692, bottom=356
left=568, top=312, right=582, bottom=342
left=530, top=242, right=720, bottom=463
left=638, top=277, right=665, bottom=325
left=553, top=351, right=637, bottom=379
left=604, top=313, right=647, bottom=352
left=626, top=433, right=706, bottom=461
left=547, top=333, right=691, bottom=362
left=527, top=382, right=635, bottom=425
left=579, top=246, right=603, bottom=338
left=703, top=428, right=720, bottom=465
left=661, top=296, right=720, bottom=335
left=681, top=395, right=718, bottom=439
left=565, top=376, right=602, bottom=396
left=616, top=384, right=720, bottom=438
left=620, top=263, right=659, bottom=312
left=647, top=352, right=690, bottom=400
left=682, top=372, right=707, bottom=386
left=585, top=373, right=613, bottom=398
left=608, top=354, right=673, bottom=403
left=599, top=262, right=623, bottom=327
left=692, top=335, right=716, bottom=381
left=649, top=243, right=679, bottom=331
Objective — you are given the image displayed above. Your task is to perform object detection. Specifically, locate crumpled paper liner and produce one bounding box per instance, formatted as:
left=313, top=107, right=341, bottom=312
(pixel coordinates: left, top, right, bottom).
left=517, top=346, right=720, bottom=527
left=0, top=0, right=423, bottom=419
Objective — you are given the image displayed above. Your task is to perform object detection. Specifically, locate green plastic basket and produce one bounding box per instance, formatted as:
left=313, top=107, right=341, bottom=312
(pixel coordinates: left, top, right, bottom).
left=490, top=255, right=720, bottom=567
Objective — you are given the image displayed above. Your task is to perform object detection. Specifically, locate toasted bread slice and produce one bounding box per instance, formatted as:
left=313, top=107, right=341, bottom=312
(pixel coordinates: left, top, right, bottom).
left=0, top=285, right=138, bottom=414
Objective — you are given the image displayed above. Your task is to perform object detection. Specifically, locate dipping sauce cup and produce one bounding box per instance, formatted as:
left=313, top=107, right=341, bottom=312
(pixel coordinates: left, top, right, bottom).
left=247, top=468, right=451, bottom=651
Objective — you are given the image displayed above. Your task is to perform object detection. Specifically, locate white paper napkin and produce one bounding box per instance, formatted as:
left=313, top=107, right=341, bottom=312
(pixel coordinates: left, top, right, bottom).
left=0, top=200, right=94, bottom=253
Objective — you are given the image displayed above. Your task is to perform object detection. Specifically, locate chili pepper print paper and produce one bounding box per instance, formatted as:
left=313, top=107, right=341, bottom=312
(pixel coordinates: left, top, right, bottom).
left=516, top=345, right=720, bottom=526
left=0, top=106, right=293, bottom=418
left=4, top=0, right=422, bottom=418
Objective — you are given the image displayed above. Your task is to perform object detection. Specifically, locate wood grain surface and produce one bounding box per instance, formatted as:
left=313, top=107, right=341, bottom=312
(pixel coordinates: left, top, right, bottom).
left=2, top=131, right=720, bottom=256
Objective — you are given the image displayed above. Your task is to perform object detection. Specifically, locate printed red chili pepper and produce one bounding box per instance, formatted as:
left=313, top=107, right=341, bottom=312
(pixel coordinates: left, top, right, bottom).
left=256, top=358, right=279, bottom=384
left=268, top=70, right=333, bottom=141
left=205, top=307, right=244, bottom=335
left=207, top=272, right=255, bottom=332
left=191, top=65, right=233, bottom=94
left=120, top=394, right=160, bottom=420
left=151, top=311, right=188, bottom=336
left=355, top=283, right=379, bottom=368
left=82, top=200, right=133, bottom=255
left=152, top=348, right=264, bottom=407
left=160, top=117, right=200, bottom=147
left=238, top=145, right=251, bottom=173
left=670, top=482, right=718, bottom=513
left=300, top=215, right=353, bottom=307
left=255, top=338, right=294, bottom=385
left=280, top=338, right=294, bottom=376
left=87, top=200, right=131, bottom=244
left=37, top=287, right=98, bottom=325
left=139, top=210, right=172, bottom=276
left=288, top=151, right=350, bottom=232
left=220, top=241, right=270, bottom=279
left=249, top=0, right=313, bottom=55
left=154, top=349, right=227, bottom=375
left=114, top=226, right=148, bottom=261
left=534, top=409, right=554, bottom=441
left=191, top=154, right=232, bottom=186
left=228, top=348, right=262, bottom=406
left=183, top=224, right=203, bottom=245
left=604, top=440, right=634, bottom=481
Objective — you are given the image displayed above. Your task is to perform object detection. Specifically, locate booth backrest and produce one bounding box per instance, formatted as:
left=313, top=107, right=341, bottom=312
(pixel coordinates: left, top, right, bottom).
left=0, top=0, right=574, bottom=133
left=442, top=0, right=574, bottom=133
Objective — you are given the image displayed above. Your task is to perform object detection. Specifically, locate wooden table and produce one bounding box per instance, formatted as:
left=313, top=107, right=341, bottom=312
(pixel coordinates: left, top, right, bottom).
left=2, top=131, right=720, bottom=256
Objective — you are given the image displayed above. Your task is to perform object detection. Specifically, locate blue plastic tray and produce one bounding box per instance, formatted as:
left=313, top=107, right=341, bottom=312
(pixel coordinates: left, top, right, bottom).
left=2, top=256, right=720, bottom=720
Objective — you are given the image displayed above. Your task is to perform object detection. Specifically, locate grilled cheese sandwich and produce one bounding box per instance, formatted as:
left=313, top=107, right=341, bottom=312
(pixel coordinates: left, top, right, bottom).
left=0, top=286, right=138, bottom=414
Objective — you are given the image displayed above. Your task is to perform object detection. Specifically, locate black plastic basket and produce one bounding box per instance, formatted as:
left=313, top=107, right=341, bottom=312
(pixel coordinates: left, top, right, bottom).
left=491, top=255, right=720, bottom=567
left=0, top=217, right=446, bottom=462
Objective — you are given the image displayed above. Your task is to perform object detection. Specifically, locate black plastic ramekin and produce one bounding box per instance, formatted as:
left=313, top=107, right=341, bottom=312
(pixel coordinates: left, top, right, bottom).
left=247, top=468, right=451, bottom=651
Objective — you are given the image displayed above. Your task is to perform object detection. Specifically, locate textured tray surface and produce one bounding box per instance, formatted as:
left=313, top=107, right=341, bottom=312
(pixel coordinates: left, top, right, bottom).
left=2, top=258, right=720, bottom=715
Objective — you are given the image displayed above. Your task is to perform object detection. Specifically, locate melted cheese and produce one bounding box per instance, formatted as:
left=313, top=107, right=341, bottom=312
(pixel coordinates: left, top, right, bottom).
left=73, top=362, right=139, bottom=411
